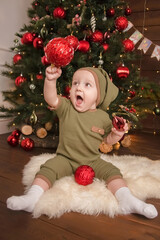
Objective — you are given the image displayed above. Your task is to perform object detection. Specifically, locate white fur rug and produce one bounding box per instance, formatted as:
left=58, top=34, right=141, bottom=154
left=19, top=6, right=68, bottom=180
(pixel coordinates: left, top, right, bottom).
left=22, top=153, right=160, bottom=218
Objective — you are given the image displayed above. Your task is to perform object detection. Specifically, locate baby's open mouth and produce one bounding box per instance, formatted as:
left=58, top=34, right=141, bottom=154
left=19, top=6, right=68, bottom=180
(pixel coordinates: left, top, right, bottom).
left=76, top=95, right=83, bottom=105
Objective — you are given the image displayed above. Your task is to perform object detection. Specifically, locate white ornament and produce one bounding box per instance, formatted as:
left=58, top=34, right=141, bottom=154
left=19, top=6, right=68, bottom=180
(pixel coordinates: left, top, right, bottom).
left=29, top=84, right=36, bottom=91
left=102, top=16, right=107, bottom=21
left=90, top=14, right=96, bottom=32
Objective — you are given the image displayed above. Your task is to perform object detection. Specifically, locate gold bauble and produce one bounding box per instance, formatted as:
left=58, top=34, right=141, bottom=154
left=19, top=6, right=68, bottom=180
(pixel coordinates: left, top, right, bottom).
left=113, top=142, right=120, bottom=150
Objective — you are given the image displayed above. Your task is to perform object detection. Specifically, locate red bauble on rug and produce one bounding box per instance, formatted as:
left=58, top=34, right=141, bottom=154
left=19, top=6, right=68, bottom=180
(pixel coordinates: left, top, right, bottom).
left=21, top=138, right=34, bottom=151
left=75, top=165, right=95, bottom=186
left=11, top=129, right=21, bottom=139
left=7, top=135, right=19, bottom=147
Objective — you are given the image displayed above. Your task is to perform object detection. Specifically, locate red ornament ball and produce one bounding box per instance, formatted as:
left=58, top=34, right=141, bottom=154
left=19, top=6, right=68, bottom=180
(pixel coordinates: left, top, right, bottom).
left=78, top=40, right=90, bottom=53
left=21, top=138, right=34, bottom=151
left=115, top=16, right=128, bottom=31
left=129, top=90, right=136, bottom=98
left=7, top=134, right=19, bottom=147
left=53, top=7, right=66, bottom=19
left=32, top=1, right=40, bottom=9
left=21, top=32, right=34, bottom=44
left=112, top=116, right=125, bottom=131
left=11, top=129, right=21, bottom=139
left=41, top=55, right=50, bottom=65
left=36, top=73, right=43, bottom=80
left=13, top=53, right=22, bottom=64
left=74, top=165, right=95, bottom=186
left=65, top=35, right=79, bottom=50
left=116, top=66, right=130, bottom=78
left=64, top=85, right=71, bottom=95
left=102, top=43, right=109, bottom=52
left=15, top=75, right=27, bottom=87
left=107, top=8, right=115, bottom=17
left=44, top=37, right=74, bottom=67
left=91, top=30, right=103, bottom=43
left=33, top=37, right=43, bottom=49
left=123, top=39, right=134, bottom=52
left=125, top=7, right=132, bottom=16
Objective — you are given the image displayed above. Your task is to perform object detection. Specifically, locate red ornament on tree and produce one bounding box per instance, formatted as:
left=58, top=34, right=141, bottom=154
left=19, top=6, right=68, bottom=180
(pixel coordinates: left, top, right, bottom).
left=115, top=16, right=128, bottom=31
left=64, top=85, right=71, bottom=95
left=78, top=40, right=90, bottom=52
left=65, top=35, right=79, bottom=50
left=74, top=165, right=95, bottom=186
left=125, top=7, right=132, bottom=16
left=91, top=30, right=103, bottom=43
left=123, top=39, right=134, bottom=52
left=53, top=7, right=66, bottom=19
left=41, top=55, right=50, bottom=65
left=21, top=138, right=34, bottom=151
left=7, top=135, right=19, bottom=147
left=33, top=37, right=43, bottom=49
left=32, top=1, right=40, bottom=9
left=129, top=90, right=136, bottom=98
left=21, top=32, right=34, bottom=44
left=44, top=37, right=74, bottom=67
left=102, top=43, right=109, bottom=52
left=36, top=73, right=43, bottom=80
left=116, top=66, right=130, bottom=78
left=13, top=53, right=22, bottom=64
left=15, top=75, right=27, bottom=87
left=107, top=8, right=115, bottom=17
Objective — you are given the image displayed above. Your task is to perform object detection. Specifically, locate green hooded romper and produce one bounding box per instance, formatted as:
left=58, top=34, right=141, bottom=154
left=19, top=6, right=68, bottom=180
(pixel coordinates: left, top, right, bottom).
left=36, top=68, right=122, bottom=187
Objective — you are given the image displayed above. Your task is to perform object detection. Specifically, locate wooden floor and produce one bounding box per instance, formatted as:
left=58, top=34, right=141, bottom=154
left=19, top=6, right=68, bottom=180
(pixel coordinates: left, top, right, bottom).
left=0, top=132, right=160, bottom=240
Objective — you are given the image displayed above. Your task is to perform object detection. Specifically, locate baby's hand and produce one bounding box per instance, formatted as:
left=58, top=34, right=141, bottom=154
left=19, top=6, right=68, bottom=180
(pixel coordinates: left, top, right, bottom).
left=45, top=66, right=62, bottom=81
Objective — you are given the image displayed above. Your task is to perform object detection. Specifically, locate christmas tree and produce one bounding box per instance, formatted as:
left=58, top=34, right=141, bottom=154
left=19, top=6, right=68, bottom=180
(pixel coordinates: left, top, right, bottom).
left=1, top=0, right=160, bottom=149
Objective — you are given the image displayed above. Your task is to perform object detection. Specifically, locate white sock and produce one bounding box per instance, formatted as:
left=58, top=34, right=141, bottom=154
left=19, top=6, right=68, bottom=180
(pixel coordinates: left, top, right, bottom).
left=115, top=187, right=158, bottom=219
left=6, top=185, right=44, bottom=212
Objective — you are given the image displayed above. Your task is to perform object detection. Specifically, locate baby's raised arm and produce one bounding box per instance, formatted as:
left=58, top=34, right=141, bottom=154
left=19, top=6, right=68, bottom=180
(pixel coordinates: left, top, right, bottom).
left=44, top=66, right=62, bottom=108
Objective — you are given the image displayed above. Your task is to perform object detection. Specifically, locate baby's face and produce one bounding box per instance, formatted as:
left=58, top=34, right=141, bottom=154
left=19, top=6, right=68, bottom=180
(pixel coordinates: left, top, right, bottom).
left=70, top=70, right=98, bottom=112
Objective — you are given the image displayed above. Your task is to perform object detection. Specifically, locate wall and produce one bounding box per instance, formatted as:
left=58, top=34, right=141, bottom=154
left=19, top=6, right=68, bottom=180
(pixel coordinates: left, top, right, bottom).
left=0, top=0, right=32, bottom=134
left=127, top=0, right=160, bottom=132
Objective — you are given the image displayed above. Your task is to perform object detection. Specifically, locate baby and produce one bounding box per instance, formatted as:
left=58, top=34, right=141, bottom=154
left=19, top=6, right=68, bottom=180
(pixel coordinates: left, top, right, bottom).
left=7, top=66, right=158, bottom=219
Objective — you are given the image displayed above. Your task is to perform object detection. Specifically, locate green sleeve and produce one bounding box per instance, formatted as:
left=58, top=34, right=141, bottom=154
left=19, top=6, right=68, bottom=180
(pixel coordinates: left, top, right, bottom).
left=55, top=96, right=71, bottom=119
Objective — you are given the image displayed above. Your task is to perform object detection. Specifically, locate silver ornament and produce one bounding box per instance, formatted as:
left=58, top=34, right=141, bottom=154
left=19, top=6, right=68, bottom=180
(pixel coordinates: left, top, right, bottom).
left=29, top=84, right=36, bottom=91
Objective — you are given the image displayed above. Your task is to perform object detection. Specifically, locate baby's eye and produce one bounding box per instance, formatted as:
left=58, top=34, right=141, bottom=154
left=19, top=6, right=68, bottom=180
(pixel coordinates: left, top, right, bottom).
left=73, top=81, right=79, bottom=86
left=86, top=82, right=91, bottom=87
